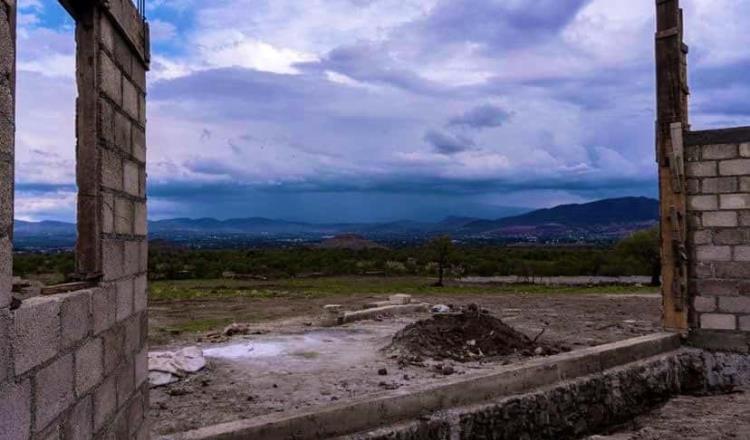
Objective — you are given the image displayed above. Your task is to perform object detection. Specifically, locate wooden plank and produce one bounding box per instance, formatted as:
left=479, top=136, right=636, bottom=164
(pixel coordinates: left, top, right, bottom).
left=655, top=0, right=689, bottom=333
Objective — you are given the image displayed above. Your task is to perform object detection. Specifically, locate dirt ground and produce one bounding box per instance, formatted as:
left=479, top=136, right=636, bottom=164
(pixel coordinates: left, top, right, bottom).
left=589, top=389, right=750, bottom=440
left=149, top=289, right=662, bottom=435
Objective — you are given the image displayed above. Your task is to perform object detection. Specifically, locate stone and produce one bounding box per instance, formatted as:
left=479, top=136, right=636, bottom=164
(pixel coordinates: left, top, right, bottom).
left=700, top=313, right=736, bottom=331
left=75, top=338, right=103, bottom=395
left=719, top=296, right=750, bottom=314
left=34, top=354, right=75, bottom=431
left=702, top=211, right=738, bottom=228
left=688, top=195, right=717, bottom=211
left=720, top=194, right=750, bottom=210
left=719, top=159, right=750, bottom=176
left=0, top=380, right=31, bottom=440
left=60, top=290, right=92, bottom=348
left=14, top=296, right=61, bottom=375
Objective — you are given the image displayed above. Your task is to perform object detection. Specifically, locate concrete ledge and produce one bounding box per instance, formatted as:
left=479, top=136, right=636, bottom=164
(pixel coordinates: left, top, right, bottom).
left=161, top=333, right=681, bottom=440
left=342, top=303, right=430, bottom=324
left=685, top=126, right=750, bottom=146
left=688, top=329, right=750, bottom=354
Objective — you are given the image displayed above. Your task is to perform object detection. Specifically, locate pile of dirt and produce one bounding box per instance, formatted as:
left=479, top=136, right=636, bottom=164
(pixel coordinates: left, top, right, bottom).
left=387, top=305, right=560, bottom=362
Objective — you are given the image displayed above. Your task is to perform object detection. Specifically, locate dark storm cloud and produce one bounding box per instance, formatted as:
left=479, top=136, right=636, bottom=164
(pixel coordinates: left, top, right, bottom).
left=423, top=129, right=476, bottom=155
left=448, top=104, right=511, bottom=129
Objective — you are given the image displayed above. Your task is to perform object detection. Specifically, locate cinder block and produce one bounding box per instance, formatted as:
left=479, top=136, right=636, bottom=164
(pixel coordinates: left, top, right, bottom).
left=742, top=211, right=750, bottom=227
left=13, top=296, right=61, bottom=375
left=702, top=177, right=738, bottom=194
left=0, top=160, right=13, bottom=231
left=75, top=338, right=103, bottom=396
left=703, top=144, right=738, bottom=159
left=123, top=160, right=139, bottom=196
left=696, top=245, right=732, bottom=262
left=693, top=296, right=716, bottom=313
left=720, top=194, right=750, bottom=210
left=124, top=240, right=140, bottom=276
left=92, top=285, right=117, bottom=335
left=133, top=275, right=147, bottom=313
left=713, top=229, right=748, bottom=245
left=99, top=12, right=115, bottom=52
left=123, top=78, right=139, bottom=120
left=60, top=290, right=92, bottom=349
left=101, top=148, right=122, bottom=192
left=700, top=313, right=736, bottom=330
left=687, top=161, right=717, bottom=177
left=138, top=92, right=146, bottom=126
left=115, top=197, right=134, bottom=235
left=124, top=313, right=141, bottom=355
left=715, top=262, right=750, bottom=279
left=689, top=230, right=712, bottom=245
left=114, top=111, right=131, bottom=153
left=0, top=117, right=13, bottom=157
left=114, top=31, right=134, bottom=77
left=688, top=195, right=717, bottom=211
left=0, top=236, right=11, bottom=309
left=741, top=177, right=750, bottom=193
left=0, top=309, right=9, bottom=383
left=134, top=202, right=147, bottom=236
left=116, top=358, right=134, bottom=407
left=0, top=380, right=31, bottom=440
left=116, top=278, right=134, bottom=322
left=740, top=143, right=750, bottom=157
left=93, top=375, right=116, bottom=432
left=719, top=296, right=750, bottom=314
left=127, top=390, right=145, bottom=435
left=102, top=326, right=124, bottom=375
left=131, top=127, right=145, bottom=163
left=694, top=279, right=738, bottom=296
left=736, top=246, right=750, bottom=262
left=740, top=315, right=750, bottom=331
left=139, top=240, right=148, bottom=273
left=702, top=211, right=738, bottom=228
left=134, top=348, right=147, bottom=389
left=102, top=239, right=124, bottom=281
left=101, top=191, right=114, bottom=235
left=692, top=262, right=714, bottom=279
left=719, top=159, right=750, bottom=176
left=34, top=353, right=75, bottom=431
left=686, top=178, right=700, bottom=194
left=132, top=59, right=146, bottom=91
left=63, top=395, right=92, bottom=440
left=100, top=51, right=121, bottom=104
left=98, top=99, right=114, bottom=145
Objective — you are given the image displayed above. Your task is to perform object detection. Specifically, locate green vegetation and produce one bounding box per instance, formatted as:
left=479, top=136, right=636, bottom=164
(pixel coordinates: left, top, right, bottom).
left=12, top=229, right=660, bottom=286
left=149, top=276, right=658, bottom=303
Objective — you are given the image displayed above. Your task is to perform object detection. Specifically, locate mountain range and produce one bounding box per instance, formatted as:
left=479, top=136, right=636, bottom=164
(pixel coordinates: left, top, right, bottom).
left=13, top=196, right=659, bottom=249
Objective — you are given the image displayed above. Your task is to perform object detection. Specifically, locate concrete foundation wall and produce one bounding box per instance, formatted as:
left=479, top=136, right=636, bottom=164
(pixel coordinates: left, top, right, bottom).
left=345, top=349, right=750, bottom=440
left=0, top=1, right=150, bottom=439
left=685, top=131, right=750, bottom=352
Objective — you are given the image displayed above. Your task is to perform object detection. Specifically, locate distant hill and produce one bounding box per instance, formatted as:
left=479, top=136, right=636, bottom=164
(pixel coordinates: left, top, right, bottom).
left=318, top=234, right=387, bottom=250
left=12, top=197, right=659, bottom=249
left=462, top=197, right=659, bottom=233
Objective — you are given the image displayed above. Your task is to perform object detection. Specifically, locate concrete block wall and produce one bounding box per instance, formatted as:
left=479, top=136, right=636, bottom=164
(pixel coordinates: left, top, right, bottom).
left=686, top=133, right=750, bottom=351
left=0, top=0, right=15, bottom=311
left=1, top=0, right=150, bottom=438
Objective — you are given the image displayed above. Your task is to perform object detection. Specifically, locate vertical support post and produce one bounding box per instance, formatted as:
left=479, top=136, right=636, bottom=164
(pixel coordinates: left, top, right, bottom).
left=75, top=5, right=102, bottom=279
left=655, top=0, right=690, bottom=332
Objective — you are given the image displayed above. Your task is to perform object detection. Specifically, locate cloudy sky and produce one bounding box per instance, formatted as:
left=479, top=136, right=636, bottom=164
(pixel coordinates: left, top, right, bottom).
left=12, top=0, right=750, bottom=222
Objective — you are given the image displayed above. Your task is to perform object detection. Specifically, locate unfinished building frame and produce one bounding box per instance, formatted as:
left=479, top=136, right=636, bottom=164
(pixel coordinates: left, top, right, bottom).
left=657, top=0, right=750, bottom=351
left=1, top=1, right=150, bottom=439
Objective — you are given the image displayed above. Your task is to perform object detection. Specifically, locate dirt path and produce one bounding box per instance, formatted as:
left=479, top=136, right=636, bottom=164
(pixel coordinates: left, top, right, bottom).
left=589, top=389, right=750, bottom=440
left=149, top=291, right=661, bottom=435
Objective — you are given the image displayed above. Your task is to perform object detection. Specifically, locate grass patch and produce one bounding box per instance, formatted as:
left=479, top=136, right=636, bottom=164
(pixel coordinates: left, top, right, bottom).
left=149, top=276, right=658, bottom=302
